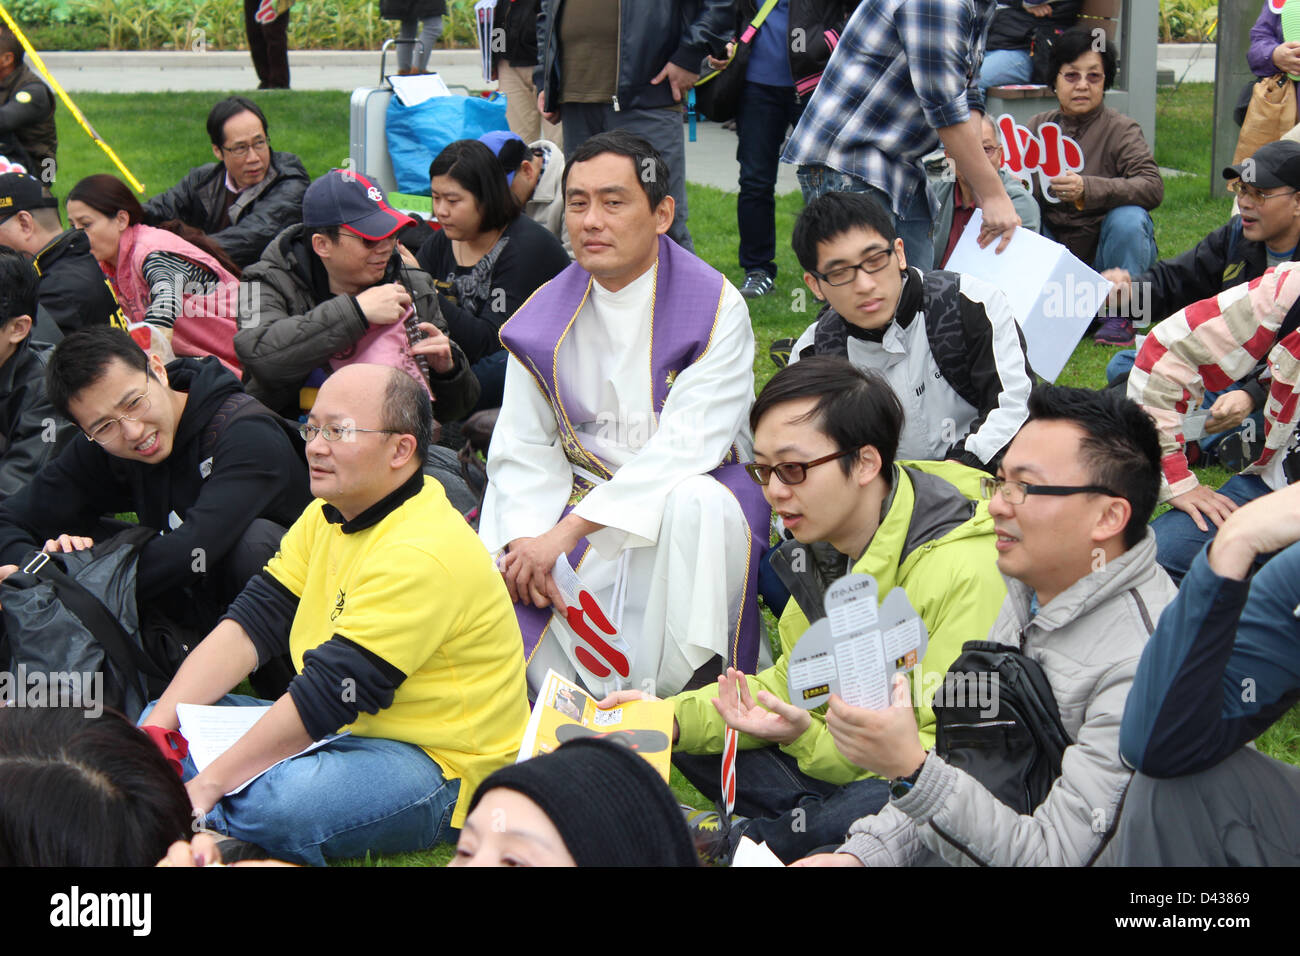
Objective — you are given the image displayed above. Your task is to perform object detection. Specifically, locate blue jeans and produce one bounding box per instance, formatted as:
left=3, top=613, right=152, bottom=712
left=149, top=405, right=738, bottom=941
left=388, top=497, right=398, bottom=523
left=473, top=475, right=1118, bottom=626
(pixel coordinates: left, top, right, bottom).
left=673, top=746, right=890, bottom=863
left=1093, top=205, right=1158, bottom=276
left=140, top=694, right=460, bottom=866
left=736, top=81, right=804, bottom=278
left=1152, top=474, right=1272, bottom=586
left=978, top=49, right=1033, bottom=90
left=796, top=164, right=935, bottom=272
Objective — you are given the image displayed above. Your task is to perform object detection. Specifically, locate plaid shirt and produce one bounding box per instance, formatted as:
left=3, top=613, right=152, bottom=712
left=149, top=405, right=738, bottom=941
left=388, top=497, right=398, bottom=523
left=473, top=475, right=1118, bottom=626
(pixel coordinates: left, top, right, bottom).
left=782, top=0, right=996, bottom=219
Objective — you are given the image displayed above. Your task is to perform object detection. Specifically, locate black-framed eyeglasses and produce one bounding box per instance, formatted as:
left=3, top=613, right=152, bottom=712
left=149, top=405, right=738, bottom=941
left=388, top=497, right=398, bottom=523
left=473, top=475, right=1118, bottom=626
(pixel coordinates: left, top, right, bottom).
left=219, top=136, right=270, bottom=157
left=980, top=476, right=1125, bottom=505
left=338, top=229, right=397, bottom=250
left=745, top=448, right=860, bottom=486
left=300, top=422, right=399, bottom=443
left=84, top=373, right=152, bottom=444
left=813, top=248, right=896, bottom=286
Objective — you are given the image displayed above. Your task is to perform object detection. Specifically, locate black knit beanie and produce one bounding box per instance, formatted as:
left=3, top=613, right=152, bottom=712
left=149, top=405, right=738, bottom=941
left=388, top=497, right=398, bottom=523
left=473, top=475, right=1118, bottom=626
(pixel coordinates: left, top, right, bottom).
left=467, top=737, right=699, bottom=867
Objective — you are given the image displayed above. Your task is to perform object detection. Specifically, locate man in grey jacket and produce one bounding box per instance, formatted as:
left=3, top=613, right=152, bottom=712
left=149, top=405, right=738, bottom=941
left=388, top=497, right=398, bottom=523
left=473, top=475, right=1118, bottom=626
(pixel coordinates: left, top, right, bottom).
left=234, top=169, right=478, bottom=425
left=794, top=384, right=1176, bottom=867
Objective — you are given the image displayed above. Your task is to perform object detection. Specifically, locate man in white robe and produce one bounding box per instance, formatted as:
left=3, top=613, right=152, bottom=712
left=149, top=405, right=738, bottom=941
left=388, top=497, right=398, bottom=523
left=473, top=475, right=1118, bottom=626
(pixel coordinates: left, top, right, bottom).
left=479, top=130, right=769, bottom=698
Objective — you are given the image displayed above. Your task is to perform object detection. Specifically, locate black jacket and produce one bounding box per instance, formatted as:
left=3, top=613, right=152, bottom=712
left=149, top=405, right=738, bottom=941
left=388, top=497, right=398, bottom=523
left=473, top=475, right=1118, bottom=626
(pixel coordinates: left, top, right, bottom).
left=985, top=0, right=1082, bottom=52
left=495, top=0, right=540, bottom=68
left=31, top=228, right=127, bottom=336
left=0, top=62, right=56, bottom=176
left=0, top=357, right=311, bottom=601
left=142, top=151, right=311, bottom=269
left=1142, top=216, right=1298, bottom=328
left=536, top=0, right=731, bottom=112
left=379, top=0, right=447, bottom=18
left=738, top=0, right=857, bottom=99
left=0, top=336, right=73, bottom=498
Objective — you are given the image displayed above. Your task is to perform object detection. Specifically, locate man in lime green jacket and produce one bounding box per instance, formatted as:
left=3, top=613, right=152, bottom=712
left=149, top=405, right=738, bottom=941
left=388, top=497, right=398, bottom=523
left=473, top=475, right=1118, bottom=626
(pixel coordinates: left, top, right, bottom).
left=602, top=356, right=1006, bottom=863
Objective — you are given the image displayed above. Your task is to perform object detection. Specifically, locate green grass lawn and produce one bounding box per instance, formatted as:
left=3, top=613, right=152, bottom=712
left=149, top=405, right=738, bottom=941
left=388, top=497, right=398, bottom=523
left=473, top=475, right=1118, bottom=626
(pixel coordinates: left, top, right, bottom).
left=52, top=82, right=1298, bottom=863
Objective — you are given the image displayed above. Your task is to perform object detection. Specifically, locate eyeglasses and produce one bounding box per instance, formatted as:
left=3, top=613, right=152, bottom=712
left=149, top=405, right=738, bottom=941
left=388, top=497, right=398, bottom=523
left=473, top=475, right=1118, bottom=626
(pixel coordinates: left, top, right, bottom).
left=338, top=230, right=397, bottom=250
left=299, top=422, right=399, bottom=443
left=1226, top=180, right=1297, bottom=204
left=745, top=448, right=860, bottom=486
left=980, top=476, right=1124, bottom=505
left=813, top=248, right=896, bottom=287
left=84, top=374, right=152, bottom=444
left=982, top=144, right=1002, bottom=158
left=220, top=136, right=270, bottom=158
left=1058, top=70, right=1105, bottom=86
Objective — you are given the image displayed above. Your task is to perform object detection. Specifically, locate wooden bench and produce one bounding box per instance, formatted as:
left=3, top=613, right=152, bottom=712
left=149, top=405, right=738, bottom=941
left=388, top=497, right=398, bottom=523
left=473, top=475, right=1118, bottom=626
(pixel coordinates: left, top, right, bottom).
left=984, top=0, right=1158, bottom=147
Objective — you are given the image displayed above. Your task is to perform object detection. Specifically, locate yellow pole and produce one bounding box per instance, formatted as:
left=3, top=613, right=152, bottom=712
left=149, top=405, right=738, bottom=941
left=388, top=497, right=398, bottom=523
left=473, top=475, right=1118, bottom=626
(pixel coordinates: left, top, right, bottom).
left=0, top=3, right=145, bottom=192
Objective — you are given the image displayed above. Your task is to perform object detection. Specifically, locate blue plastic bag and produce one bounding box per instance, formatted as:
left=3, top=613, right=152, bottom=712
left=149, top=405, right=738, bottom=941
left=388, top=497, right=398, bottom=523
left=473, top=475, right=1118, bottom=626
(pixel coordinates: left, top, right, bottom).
left=386, top=93, right=510, bottom=195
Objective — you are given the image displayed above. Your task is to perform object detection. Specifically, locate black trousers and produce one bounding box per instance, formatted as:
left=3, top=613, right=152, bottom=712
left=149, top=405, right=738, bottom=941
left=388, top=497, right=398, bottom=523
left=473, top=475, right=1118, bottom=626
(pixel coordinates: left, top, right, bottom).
left=244, top=0, right=291, bottom=89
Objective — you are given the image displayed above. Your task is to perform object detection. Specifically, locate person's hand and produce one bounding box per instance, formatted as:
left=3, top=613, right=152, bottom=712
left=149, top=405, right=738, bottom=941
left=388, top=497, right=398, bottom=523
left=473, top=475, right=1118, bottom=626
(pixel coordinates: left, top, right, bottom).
left=825, top=675, right=928, bottom=778
left=1101, top=268, right=1133, bottom=308
left=650, top=61, right=700, bottom=103
left=185, top=773, right=224, bottom=817
left=1209, top=481, right=1300, bottom=579
left=790, top=852, right=865, bottom=867
left=354, top=282, right=413, bottom=326
left=706, top=41, right=736, bottom=72
left=500, top=530, right=575, bottom=609
left=1273, top=41, right=1300, bottom=75
left=410, top=322, right=454, bottom=374
left=1049, top=171, right=1085, bottom=204
left=1167, top=483, right=1239, bottom=533
left=976, top=192, right=1020, bottom=253
left=1025, top=2, right=1053, bottom=16
left=709, top=666, right=812, bottom=745
left=43, top=534, right=94, bottom=553
left=537, top=90, right=560, bottom=124
left=0, top=564, right=18, bottom=585
left=157, top=833, right=224, bottom=867
left=1205, top=390, right=1254, bottom=435
left=397, top=242, right=420, bottom=268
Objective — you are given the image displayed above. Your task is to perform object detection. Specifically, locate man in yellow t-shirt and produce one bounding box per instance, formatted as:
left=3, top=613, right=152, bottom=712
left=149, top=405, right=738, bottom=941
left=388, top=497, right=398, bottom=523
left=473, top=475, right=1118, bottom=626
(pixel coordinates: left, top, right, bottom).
left=142, top=363, right=529, bottom=865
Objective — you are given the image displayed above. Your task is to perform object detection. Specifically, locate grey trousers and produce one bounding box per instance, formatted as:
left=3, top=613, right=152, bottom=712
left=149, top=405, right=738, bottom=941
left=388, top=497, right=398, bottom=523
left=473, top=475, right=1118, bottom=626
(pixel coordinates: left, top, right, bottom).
left=560, top=102, right=693, bottom=252
left=1113, top=746, right=1300, bottom=866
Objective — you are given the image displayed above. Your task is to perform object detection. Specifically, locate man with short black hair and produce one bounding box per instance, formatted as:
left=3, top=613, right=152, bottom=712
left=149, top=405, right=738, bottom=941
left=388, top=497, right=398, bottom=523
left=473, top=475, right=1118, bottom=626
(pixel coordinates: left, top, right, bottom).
left=0, top=325, right=311, bottom=677
left=788, top=190, right=1034, bottom=473
left=143, top=97, right=309, bottom=268
left=140, top=363, right=530, bottom=865
left=602, top=357, right=1006, bottom=863
left=0, top=172, right=126, bottom=336
left=0, top=26, right=55, bottom=179
left=481, top=130, right=769, bottom=698
left=0, top=245, right=72, bottom=495
left=797, top=385, right=1176, bottom=867
left=235, top=168, right=477, bottom=424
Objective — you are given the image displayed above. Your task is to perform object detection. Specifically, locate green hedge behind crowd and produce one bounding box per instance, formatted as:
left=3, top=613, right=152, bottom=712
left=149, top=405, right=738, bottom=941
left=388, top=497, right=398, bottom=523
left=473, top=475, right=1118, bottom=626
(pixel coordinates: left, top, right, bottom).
left=6, top=0, right=484, bottom=51
left=4, top=0, right=1224, bottom=50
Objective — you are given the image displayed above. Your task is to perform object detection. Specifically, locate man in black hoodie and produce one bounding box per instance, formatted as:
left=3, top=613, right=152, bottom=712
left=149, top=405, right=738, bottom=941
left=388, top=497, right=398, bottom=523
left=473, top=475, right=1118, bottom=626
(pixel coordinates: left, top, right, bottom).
left=0, top=327, right=311, bottom=686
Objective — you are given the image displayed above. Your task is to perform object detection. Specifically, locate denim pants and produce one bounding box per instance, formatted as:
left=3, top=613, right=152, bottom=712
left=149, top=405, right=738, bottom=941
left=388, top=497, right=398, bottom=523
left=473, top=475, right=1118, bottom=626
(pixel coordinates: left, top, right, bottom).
left=736, top=81, right=803, bottom=278
left=978, top=48, right=1033, bottom=90
left=1092, top=205, right=1158, bottom=276
left=796, top=164, right=935, bottom=271
left=140, top=694, right=461, bottom=866
left=674, top=746, right=890, bottom=863
left=1151, top=474, right=1272, bottom=586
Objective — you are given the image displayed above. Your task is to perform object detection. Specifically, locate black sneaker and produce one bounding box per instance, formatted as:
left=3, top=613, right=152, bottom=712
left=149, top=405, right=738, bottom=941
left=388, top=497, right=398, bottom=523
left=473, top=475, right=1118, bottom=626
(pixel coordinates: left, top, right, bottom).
left=739, top=270, right=775, bottom=300
left=681, top=804, right=747, bottom=866
left=769, top=337, right=794, bottom=369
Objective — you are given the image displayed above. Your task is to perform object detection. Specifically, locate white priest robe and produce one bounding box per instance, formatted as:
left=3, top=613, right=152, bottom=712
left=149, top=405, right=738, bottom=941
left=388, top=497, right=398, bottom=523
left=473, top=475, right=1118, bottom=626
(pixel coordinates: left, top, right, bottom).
left=479, top=265, right=763, bottom=696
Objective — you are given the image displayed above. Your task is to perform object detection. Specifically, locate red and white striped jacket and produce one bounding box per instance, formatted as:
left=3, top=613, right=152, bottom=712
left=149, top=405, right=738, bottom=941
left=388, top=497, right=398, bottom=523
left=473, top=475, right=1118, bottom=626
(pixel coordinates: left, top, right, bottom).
left=1127, top=262, right=1300, bottom=500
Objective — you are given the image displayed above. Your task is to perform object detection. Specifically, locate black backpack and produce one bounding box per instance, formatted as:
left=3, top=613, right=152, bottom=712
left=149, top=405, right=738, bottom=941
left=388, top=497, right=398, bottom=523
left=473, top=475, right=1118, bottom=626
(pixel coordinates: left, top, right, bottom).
left=932, top=640, right=1072, bottom=814
left=0, top=526, right=188, bottom=722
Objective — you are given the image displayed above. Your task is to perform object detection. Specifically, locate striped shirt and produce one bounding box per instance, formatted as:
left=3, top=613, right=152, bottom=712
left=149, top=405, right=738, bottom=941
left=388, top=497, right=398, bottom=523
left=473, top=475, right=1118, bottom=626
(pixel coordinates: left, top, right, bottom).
left=781, top=0, right=996, bottom=219
left=140, top=250, right=219, bottom=329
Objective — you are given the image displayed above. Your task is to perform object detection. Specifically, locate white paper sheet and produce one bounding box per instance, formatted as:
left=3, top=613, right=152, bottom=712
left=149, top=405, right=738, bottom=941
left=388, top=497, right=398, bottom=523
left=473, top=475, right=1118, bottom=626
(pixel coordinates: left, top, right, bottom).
left=176, top=704, right=346, bottom=796
left=388, top=72, right=453, bottom=107
left=732, top=837, right=785, bottom=867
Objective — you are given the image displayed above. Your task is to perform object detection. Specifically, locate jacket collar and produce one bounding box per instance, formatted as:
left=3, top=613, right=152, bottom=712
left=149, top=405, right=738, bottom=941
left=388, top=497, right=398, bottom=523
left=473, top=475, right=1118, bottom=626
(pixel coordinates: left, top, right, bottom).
left=322, top=468, right=424, bottom=533
left=32, top=228, right=84, bottom=276
left=0, top=335, right=33, bottom=393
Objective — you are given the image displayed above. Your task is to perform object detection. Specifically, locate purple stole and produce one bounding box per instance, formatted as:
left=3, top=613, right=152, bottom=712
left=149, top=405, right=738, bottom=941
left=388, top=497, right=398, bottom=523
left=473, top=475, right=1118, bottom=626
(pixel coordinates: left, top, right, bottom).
left=499, top=235, right=771, bottom=676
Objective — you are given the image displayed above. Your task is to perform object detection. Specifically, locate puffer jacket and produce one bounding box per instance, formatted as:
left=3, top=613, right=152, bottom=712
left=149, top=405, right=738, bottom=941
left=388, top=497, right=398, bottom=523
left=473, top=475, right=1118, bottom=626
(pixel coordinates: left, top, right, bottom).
left=672, top=461, right=1006, bottom=784
left=142, top=151, right=311, bottom=268
left=838, top=528, right=1176, bottom=867
left=233, top=223, right=479, bottom=420
left=536, top=0, right=732, bottom=113
left=0, top=336, right=73, bottom=498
